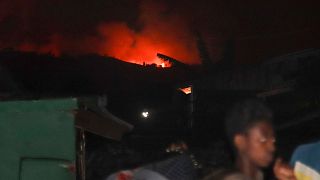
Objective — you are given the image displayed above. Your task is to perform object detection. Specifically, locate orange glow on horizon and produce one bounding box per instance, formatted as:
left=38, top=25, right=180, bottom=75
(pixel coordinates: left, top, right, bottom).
left=125, top=56, right=172, bottom=68
left=13, top=1, right=200, bottom=67
left=18, top=34, right=62, bottom=57
left=97, top=21, right=198, bottom=67
left=96, top=0, right=199, bottom=67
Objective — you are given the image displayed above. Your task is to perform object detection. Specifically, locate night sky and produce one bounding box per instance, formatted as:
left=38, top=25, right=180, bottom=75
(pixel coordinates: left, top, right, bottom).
left=0, top=0, right=319, bottom=65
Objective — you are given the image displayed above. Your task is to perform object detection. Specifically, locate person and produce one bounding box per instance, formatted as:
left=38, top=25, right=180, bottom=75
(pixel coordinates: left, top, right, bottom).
left=203, top=99, right=296, bottom=180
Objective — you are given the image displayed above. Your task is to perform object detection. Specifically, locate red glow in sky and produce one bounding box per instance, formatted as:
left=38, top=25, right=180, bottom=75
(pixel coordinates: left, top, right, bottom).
left=96, top=1, right=199, bottom=66
left=2, top=0, right=319, bottom=65
left=12, top=0, right=200, bottom=67
left=18, top=34, right=62, bottom=56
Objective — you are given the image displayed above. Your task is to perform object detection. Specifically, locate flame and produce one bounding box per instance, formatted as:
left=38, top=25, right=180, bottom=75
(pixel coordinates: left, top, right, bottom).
left=179, top=86, right=192, bottom=94
left=94, top=1, right=199, bottom=67
left=6, top=0, right=200, bottom=67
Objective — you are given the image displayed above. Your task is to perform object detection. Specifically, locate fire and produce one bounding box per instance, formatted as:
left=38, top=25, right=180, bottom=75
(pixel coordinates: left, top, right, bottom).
left=7, top=0, right=200, bottom=67
left=94, top=1, right=199, bottom=67
left=126, top=55, right=172, bottom=68
left=179, top=86, right=192, bottom=94
left=96, top=19, right=198, bottom=67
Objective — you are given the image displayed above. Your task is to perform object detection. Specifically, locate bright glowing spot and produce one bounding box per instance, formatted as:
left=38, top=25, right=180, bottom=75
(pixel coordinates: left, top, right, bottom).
left=142, top=111, right=149, bottom=118
left=179, top=86, right=192, bottom=94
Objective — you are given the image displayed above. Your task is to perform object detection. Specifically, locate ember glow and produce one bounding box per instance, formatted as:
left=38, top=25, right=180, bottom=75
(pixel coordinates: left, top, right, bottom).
left=179, top=86, right=192, bottom=94
left=95, top=1, right=199, bottom=66
left=1, top=0, right=319, bottom=65
left=96, top=22, right=176, bottom=67
left=1, top=0, right=199, bottom=67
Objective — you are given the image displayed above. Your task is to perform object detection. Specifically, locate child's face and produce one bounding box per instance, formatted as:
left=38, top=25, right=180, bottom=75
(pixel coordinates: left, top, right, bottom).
left=240, top=121, right=276, bottom=168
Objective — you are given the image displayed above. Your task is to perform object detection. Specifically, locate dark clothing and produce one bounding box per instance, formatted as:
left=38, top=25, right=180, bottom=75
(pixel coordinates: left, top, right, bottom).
left=144, top=154, right=196, bottom=180
left=201, top=168, right=263, bottom=180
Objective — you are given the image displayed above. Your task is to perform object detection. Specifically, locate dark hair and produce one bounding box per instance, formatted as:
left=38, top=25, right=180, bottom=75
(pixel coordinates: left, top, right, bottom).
left=225, top=99, right=273, bottom=143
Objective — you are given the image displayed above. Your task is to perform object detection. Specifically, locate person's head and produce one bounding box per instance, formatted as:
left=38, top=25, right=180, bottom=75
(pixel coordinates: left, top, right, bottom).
left=225, top=99, right=276, bottom=168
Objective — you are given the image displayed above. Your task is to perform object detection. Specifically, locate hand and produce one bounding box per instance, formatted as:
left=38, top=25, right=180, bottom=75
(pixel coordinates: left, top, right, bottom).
left=273, top=158, right=296, bottom=180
